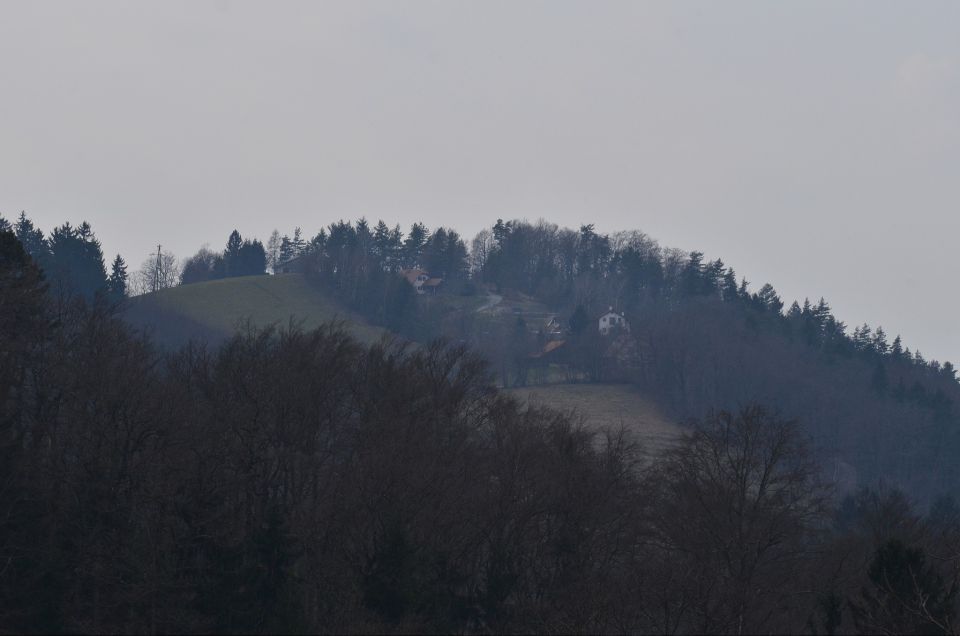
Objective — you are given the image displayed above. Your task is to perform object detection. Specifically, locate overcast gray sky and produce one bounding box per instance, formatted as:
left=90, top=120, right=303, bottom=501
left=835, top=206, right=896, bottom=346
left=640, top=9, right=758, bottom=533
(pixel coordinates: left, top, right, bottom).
left=1, top=1, right=958, bottom=362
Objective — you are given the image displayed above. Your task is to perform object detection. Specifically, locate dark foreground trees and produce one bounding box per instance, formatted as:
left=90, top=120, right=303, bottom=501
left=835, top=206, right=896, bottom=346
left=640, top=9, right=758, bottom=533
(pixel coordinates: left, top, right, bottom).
left=644, top=407, right=829, bottom=634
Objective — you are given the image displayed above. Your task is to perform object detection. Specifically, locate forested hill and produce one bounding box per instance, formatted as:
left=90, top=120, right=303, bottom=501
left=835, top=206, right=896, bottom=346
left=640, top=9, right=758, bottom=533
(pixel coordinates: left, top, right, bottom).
left=468, top=220, right=960, bottom=501
left=7, top=215, right=960, bottom=632
left=4, top=211, right=960, bottom=501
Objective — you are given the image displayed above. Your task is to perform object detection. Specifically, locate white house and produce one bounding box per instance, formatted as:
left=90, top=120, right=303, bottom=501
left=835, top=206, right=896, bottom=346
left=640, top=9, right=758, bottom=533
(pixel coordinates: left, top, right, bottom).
left=401, top=268, right=443, bottom=295
left=598, top=308, right=629, bottom=336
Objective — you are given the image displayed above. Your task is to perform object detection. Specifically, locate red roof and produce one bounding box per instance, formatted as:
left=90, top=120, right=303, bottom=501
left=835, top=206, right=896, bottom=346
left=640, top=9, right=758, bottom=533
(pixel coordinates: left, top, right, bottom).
left=401, top=269, right=428, bottom=284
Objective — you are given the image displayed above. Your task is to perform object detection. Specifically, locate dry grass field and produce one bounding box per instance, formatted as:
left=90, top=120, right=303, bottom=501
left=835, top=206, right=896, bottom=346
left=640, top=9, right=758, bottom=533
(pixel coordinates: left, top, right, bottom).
left=507, top=383, right=684, bottom=457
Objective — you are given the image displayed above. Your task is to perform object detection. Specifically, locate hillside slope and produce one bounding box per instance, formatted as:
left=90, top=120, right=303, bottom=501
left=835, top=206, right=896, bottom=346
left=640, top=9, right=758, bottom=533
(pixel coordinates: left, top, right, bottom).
left=508, top=383, right=682, bottom=457
left=122, top=274, right=387, bottom=348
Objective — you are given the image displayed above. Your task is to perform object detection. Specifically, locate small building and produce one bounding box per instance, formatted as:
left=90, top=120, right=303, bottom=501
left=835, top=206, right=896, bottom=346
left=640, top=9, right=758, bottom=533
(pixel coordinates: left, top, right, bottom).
left=401, top=268, right=443, bottom=295
left=544, top=315, right=563, bottom=339
left=598, top=308, right=629, bottom=336
left=278, top=253, right=311, bottom=274
left=421, top=277, right=443, bottom=294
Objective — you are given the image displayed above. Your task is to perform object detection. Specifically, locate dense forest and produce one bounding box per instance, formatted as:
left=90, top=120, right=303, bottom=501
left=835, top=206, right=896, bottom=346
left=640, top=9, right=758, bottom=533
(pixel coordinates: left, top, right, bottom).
left=4, top=212, right=960, bottom=633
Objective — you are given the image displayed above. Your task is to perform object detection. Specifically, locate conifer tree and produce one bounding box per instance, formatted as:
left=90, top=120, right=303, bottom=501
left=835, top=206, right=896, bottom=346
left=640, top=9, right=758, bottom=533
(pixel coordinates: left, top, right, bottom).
left=891, top=335, right=904, bottom=359
left=853, top=324, right=873, bottom=353
left=373, top=220, right=391, bottom=265
left=355, top=218, right=372, bottom=252
left=720, top=268, right=739, bottom=302
left=706, top=258, right=725, bottom=292
left=786, top=301, right=802, bottom=320
left=46, top=221, right=108, bottom=301
left=681, top=251, right=706, bottom=296
left=291, top=227, right=306, bottom=256
left=278, top=235, right=294, bottom=265
left=403, top=223, right=429, bottom=269
left=14, top=212, right=48, bottom=262
left=812, top=298, right=832, bottom=329
left=492, top=218, right=510, bottom=247
left=309, top=229, right=327, bottom=254
left=942, top=361, right=957, bottom=382
left=755, top=283, right=783, bottom=314
left=873, top=327, right=889, bottom=356
left=225, top=230, right=243, bottom=268
left=107, top=254, right=128, bottom=300
left=387, top=224, right=403, bottom=270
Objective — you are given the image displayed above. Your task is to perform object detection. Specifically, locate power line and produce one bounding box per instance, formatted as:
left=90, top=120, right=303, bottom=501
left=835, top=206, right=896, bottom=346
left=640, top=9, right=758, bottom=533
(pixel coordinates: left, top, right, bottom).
left=153, top=244, right=161, bottom=293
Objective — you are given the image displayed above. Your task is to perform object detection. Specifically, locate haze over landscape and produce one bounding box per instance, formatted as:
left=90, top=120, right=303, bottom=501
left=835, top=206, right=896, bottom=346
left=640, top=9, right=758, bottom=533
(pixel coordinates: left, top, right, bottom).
left=5, top=3, right=960, bottom=634
left=2, top=0, right=958, bottom=363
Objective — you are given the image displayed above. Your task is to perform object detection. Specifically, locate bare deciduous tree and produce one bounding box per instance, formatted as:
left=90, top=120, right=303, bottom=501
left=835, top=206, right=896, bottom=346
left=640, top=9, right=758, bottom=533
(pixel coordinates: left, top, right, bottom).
left=130, top=248, right=180, bottom=295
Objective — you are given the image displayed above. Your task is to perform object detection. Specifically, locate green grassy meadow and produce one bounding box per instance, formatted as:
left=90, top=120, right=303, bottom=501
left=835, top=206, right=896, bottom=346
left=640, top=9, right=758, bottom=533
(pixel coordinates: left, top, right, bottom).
left=125, top=274, right=387, bottom=346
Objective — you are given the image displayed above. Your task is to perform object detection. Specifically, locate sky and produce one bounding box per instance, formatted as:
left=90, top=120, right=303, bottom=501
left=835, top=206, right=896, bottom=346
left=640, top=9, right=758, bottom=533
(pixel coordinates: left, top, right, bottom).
left=1, top=1, right=958, bottom=363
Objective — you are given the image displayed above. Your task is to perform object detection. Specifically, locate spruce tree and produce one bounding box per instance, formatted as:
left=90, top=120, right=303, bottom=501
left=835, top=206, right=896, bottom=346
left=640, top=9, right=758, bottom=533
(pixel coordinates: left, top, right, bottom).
left=107, top=254, right=128, bottom=300
left=278, top=235, right=294, bottom=265
left=373, top=220, right=391, bottom=266
left=291, top=227, right=306, bottom=256
left=786, top=301, right=803, bottom=320
left=891, top=335, right=904, bottom=360
left=812, top=298, right=832, bottom=330
left=14, top=212, right=48, bottom=262
left=492, top=218, right=509, bottom=247
left=755, top=283, right=783, bottom=314
left=720, top=268, right=739, bottom=302
left=942, top=361, right=957, bottom=382
left=224, top=230, right=243, bottom=275
left=681, top=251, right=706, bottom=296
left=387, top=225, right=403, bottom=270
left=226, top=230, right=243, bottom=259
left=46, top=221, right=108, bottom=301
left=873, top=327, right=889, bottom=356
left=309, top=229, right=327, bottom=254
left=403, top=223, right=428, bottom=269
left=853, top=323, right=873, bottom=353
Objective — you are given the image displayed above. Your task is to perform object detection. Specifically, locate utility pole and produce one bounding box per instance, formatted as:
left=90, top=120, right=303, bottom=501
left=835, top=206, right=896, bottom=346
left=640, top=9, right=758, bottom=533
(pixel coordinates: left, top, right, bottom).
left=153, top=244, right=161, bottom=293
